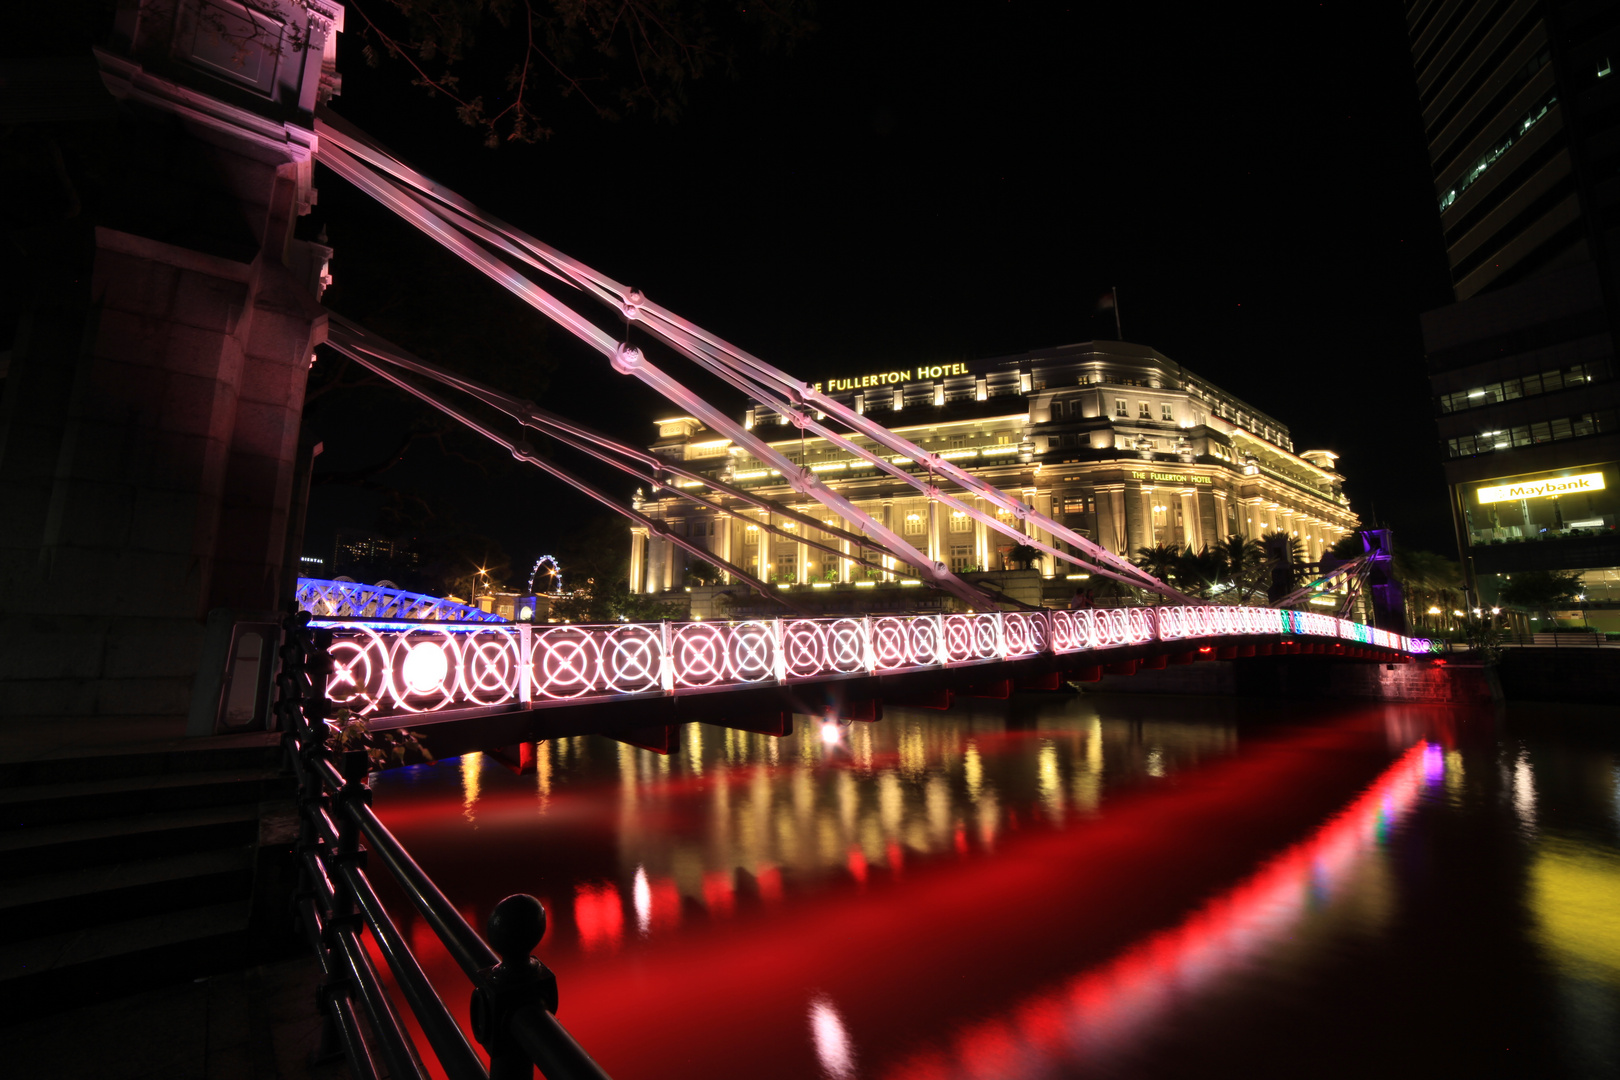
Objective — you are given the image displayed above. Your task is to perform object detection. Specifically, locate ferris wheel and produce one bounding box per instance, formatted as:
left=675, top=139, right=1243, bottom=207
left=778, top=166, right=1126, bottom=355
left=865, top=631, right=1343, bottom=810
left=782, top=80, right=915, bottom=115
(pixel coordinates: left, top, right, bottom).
left=527, top=554, right=563, bottom=594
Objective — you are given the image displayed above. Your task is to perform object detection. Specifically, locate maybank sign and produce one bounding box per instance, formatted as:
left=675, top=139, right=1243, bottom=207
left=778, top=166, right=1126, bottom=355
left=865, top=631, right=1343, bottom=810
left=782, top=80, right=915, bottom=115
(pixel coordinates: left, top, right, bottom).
left=816, top=363, right=971, bottom=392
left=1476, top=472, right=1606, bottom=504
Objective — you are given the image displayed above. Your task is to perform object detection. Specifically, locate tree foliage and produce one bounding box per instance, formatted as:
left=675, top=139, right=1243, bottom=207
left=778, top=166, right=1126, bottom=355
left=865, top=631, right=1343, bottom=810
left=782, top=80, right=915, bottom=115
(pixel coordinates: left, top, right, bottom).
left=1497, top=570, right=1583, bottom=618
left=1131, top=534, right=1281, bottom=603
left=345, top=0, right=815, bottom=146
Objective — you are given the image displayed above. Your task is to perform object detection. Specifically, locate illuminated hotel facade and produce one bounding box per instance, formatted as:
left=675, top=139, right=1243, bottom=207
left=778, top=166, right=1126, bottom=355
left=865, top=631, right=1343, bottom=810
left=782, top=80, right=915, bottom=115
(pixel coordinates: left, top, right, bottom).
left=629, top=341, right=1359, bottom=597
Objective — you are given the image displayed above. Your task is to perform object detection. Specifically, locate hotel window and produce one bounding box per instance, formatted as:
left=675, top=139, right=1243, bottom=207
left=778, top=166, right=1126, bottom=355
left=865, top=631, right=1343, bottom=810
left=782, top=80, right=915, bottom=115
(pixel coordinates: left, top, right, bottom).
left=1115, top=399, right=1128, bottom=418
left=744, top=525, right=760, bottom=545
left=1161, top=403, right=1175, bottom=422
left=1063, top=495, right=1095, bottom=515
left=949, top=545, right=974, bottom=573
left=950, top=434, right=967, bottom=449
left=903, top=512, right=926, bottom=535
left=775, top=553, right=797, bottom=578
left=949, top=511, right=971, bottom=533
left=1139, top=402, right=1153, bottom=419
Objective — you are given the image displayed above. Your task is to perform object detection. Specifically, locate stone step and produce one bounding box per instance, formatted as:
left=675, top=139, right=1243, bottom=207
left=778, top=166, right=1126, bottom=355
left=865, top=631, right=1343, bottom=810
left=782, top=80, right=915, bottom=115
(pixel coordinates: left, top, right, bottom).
left=0, top=803, right=262, bottom=876
left=0, top=766, right=292, bottom=830
left=0, top=736, right=283, bottom=790
left=0, top=899, right=254, bottom=1020
left=0, top=847, right=253, bottom=944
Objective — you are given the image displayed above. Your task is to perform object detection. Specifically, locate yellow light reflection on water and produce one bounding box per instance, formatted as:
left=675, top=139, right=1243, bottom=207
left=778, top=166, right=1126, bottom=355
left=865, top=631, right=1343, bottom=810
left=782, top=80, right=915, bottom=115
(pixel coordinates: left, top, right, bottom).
left=460, top=751, right=482, bottom=820
left=1531, top=839, right=1620, bottom=981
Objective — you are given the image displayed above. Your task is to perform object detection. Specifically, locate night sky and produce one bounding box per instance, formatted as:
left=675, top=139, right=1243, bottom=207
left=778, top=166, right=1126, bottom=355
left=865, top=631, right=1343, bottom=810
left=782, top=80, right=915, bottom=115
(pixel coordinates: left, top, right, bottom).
left=303, top=1, right=1457, bottom=583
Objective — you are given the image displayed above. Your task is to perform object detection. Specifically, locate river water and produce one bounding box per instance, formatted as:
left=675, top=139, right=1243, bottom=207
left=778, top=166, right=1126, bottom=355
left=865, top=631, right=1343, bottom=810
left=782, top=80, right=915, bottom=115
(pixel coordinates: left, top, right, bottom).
left=368, top=693, right=1620, bottom=1079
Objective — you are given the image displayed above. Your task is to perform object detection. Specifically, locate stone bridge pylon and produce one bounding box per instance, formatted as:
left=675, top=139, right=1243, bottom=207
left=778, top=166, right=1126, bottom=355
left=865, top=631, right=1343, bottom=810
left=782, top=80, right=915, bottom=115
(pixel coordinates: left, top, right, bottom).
left=0, top=1, right=341, bottom=723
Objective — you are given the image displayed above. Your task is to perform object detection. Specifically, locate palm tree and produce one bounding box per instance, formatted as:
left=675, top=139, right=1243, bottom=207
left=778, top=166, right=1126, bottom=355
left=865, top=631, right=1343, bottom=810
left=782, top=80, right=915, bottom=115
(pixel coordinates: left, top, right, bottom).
left=1259, top=530, right=1307, bottom=602
left=1215, top=533, right=1268, bottom=604
left=1177, top=545, right=1229, bottom=599
left=1134, top=543, right=1182, bottom=600
left=1393, top=549, right=1464, bottom=634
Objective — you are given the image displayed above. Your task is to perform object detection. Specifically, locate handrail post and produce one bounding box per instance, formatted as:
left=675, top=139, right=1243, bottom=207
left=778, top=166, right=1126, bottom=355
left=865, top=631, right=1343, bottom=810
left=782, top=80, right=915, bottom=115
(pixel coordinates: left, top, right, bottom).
left=471, top=895, right=558, bottom=1080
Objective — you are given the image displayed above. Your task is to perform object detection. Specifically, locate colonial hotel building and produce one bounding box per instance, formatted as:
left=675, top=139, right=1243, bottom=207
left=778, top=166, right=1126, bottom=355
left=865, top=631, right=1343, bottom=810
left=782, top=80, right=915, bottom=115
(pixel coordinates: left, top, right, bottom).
left=628, top=341, right=1359, bottom=595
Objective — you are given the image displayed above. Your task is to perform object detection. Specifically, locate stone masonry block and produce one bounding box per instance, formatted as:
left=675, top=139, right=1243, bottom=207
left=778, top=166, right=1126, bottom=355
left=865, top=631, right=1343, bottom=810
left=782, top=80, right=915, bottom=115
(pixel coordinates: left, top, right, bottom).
left=0, top=616, right=110, bottom=680
left=101, top=617, right=207, bottom=679
left=143, top=428, right=232, bottom=495
left=80, top=356, right=168, bottom=423
left=0, top=678, right=100, bottom=718
left=129, top=487, right=205, bottom=558
left=49, top=479, right=136, bottom=546
left=228, top=399, right=298, bottom=460
left=95, top=676, right=195, bottom=717
left=155, top=321, right=242, bottom=381
left=92, top=250, right=180, bottom=316
left=90, top=307, right=165, bottom=368
left=171, top=269, right=248, bottom=335
left=160, top=369, right=240, bottom=439
left=237, top=355, right=302, bottom=411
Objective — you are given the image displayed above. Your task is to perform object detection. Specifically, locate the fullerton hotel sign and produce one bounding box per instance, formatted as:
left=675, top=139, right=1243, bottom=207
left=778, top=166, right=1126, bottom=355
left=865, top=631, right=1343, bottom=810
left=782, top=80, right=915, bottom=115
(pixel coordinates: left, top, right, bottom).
left=816, top=363, right=972, bottom=392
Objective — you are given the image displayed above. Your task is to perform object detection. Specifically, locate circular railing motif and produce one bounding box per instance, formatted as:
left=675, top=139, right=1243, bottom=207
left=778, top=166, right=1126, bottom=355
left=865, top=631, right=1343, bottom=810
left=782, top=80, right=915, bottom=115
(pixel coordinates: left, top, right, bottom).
left=384, top=630, right=460, bottom=713
left=906, top=617, right=939, bottom=666
left=601, top=624, right=662, bottom=693
left=724, top=621, right=775, bottom=683
left=672, top=623, right=728, bottom=687
left=327, top=628, right=386, bottom=717
left=532, top=627, right=601, bottom=700
left=871, top=617, right=910, bottom=669
left=457, top=629, right=521, bottom=705
left=782, top=620, right=827, bottom=677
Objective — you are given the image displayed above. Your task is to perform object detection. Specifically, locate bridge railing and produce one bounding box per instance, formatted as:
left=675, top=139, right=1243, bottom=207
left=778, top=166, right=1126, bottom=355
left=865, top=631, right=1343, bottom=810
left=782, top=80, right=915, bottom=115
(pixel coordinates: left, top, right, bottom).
left=279, top=614, right=612, bottom=1080
left=313, top=607, right=1430, bottom=722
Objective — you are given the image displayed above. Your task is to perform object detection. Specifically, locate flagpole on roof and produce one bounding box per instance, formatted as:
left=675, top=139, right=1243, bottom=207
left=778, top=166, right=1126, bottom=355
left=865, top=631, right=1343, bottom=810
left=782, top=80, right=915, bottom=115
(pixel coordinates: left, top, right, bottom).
left=1112, top=285, right=1123, bottom=340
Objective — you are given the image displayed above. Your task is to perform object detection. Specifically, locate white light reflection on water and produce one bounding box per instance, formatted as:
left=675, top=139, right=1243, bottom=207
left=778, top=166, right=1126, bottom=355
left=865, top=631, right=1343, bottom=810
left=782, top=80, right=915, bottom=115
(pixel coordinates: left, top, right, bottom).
left=808, top=995, right=856, bottom=1079
left=633, top=865, right=651, bottom=936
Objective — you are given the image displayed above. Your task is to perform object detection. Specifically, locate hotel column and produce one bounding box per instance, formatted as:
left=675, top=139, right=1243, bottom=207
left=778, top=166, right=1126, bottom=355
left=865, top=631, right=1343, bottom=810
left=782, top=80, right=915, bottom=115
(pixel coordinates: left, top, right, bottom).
left=927, top=499, right=942, bottom=567
left=1123, top=481, right=1147, bottom=555
left=629, top=527, right=647, bottom=593
left=1180, top=490, right=1201, bottom=551
left=1033, top=490, right=1055, bottom=576
left=663, top=528, right=678, bottom=592
left=974, top=497, right=989, bottom=570
left=796, top=515, right=810, bottom=584
left=881, top=499, right=895, bottom=580
left=758, top=511, right=770, bottom=581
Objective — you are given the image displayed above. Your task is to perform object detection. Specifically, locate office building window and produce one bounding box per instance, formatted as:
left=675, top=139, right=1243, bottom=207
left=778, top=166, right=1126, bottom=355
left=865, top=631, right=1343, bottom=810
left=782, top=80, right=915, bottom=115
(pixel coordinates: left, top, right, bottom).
left=1438, top=363, right=1604, bottom=413
left=903, top=512, right=926, bottom=535
left=1115, top=399, right=1128, bottom=418
left=1446, top=410, right=1617, bottom=457
left=1161, top=403, right=1175, bottom=422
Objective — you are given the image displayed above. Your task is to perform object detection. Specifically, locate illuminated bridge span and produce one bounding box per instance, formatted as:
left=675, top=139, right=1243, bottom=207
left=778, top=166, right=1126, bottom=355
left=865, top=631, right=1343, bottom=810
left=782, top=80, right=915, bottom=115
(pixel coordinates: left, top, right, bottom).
left=316, top=606, right=1427, bottom=728
left=295, top=577, right=505, bottom=623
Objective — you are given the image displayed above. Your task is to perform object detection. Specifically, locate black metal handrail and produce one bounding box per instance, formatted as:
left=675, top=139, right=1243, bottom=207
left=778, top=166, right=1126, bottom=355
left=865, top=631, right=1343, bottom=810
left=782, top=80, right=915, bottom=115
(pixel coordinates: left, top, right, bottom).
left=277, top=610, right=612, bottom=1080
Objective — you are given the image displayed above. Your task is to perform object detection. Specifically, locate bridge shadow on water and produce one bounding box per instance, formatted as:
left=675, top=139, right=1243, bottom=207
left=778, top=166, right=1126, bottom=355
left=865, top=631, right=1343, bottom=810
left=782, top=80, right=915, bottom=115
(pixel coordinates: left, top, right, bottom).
left=365, top=692, right=1619, bottom=1080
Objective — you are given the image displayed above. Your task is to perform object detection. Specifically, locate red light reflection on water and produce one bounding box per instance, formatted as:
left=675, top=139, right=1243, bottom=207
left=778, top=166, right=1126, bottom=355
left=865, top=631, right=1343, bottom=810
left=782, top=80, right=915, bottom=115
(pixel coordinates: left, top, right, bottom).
left=368, top=709, right=1442, bottom=1079
left=886, top=739, right=1438, bottom=1079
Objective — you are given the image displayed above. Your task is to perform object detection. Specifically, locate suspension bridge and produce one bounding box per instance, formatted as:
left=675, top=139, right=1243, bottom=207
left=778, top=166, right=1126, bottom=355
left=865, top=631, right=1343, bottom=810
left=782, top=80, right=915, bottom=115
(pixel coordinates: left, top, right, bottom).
left=294, top=109, right=1428, bottom=754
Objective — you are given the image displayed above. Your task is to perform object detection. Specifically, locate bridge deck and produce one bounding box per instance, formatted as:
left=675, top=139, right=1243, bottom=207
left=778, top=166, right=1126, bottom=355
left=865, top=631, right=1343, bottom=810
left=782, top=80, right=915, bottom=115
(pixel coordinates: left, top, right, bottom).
left=312, top=607, right=1425, bottom=741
